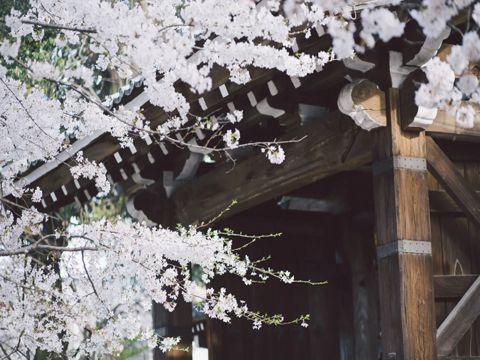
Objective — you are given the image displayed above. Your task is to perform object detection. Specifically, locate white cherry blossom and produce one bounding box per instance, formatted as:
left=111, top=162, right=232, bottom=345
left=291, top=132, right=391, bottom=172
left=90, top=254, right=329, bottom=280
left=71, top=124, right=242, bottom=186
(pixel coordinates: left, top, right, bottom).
left=1, top=0, right=480, bottom=356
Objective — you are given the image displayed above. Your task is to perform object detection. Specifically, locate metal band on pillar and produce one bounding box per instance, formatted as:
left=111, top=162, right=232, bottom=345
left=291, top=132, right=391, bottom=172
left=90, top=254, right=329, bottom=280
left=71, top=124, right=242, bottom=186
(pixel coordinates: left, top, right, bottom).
left=372, top=156, right=427, bottom=176
left=376, top=240, right=432, bottom=259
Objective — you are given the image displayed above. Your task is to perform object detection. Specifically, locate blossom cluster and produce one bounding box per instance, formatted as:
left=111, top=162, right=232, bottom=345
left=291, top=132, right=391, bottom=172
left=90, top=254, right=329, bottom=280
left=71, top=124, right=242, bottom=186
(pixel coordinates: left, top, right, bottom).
left=0, top=206, right=310, bottom=357
left=416, top=28, right=480, bottom=129
left=0, top=0, right=413, bottom=177
left=71, top=151, right=111, bottom=194
left=1, top=0, right=477, bottom=177
left=0, top=0, right=480, bottom=357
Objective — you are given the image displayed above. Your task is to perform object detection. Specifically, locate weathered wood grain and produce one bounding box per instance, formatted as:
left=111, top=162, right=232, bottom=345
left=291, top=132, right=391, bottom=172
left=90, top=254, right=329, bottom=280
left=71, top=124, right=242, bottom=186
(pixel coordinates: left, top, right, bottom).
left=372, top=88, right=436, bottom=360
left=171, top=111, right=372, bottom=225
left=427, top=107, right=480, bottom=140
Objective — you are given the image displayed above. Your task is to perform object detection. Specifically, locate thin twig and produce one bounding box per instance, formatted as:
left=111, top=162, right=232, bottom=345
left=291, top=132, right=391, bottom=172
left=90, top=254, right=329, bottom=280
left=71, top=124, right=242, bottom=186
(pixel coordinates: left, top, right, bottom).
left=21, top=20, right=96, bottom=33
left=81, top=250, right=109, bottom=312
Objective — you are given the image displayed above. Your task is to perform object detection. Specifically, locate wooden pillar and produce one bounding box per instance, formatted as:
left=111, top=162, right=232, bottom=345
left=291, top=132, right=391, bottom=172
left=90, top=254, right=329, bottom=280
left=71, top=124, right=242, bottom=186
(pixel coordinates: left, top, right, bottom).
left=153, top=197, right=193, bottom=360
left=372, top=88, right=436, bottom=359
left=340, top=219, right=380, bottom=360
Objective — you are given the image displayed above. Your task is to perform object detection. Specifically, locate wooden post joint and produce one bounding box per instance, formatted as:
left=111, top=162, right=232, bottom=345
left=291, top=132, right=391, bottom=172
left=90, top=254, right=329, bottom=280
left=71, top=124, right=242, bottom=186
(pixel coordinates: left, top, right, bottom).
left=376, top=240, right=432, bottom=259
left=372, top=156, right=427, bottom=176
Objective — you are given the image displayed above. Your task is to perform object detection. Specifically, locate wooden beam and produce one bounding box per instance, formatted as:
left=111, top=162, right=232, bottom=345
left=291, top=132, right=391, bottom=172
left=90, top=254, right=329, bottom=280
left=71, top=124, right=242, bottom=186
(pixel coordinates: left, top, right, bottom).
left=372, top=88, right=437, bottom=359
left=169, top=111, right=372, bottom=225
left=337, top=78, right=386, bottom=130
left=434, top=275, right=478, bottom=299
left=400, top=69, right=480, bottom=140
left=337, top=73, right=480, bottom=140
left=426, top=107, right=480, bottom=140
left=426, top=137, right=480, bottom=228
left=437, top=276, right=480, bottom=357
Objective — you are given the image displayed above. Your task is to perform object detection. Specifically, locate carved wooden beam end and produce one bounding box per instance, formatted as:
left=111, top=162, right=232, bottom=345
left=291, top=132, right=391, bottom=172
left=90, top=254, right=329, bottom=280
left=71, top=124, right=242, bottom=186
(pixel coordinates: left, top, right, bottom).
left=337, top=78, right=386, bottom=131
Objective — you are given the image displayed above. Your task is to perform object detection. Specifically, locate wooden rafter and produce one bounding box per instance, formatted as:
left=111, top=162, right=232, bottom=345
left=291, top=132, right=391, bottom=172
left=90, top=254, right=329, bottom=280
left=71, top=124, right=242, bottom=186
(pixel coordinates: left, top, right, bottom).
left=13, top=29, right=332, bottom=205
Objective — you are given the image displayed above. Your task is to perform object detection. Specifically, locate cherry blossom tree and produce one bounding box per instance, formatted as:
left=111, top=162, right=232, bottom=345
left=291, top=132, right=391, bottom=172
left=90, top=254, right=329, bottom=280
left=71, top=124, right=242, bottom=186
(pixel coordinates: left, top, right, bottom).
left=0, top=0, right=479, bottom=357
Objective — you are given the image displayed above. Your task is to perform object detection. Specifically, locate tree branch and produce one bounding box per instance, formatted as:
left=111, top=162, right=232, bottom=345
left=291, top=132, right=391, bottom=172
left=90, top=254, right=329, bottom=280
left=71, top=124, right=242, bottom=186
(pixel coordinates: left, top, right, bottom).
left=0, top=245, right=97, bottom=257
left=21, top=20, right=97, bottom=34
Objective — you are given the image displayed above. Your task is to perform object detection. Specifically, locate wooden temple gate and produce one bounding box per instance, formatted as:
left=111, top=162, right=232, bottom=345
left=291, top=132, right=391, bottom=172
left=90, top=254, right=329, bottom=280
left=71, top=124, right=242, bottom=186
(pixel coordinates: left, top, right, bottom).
left=12, top=10, right=480, bottom=360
